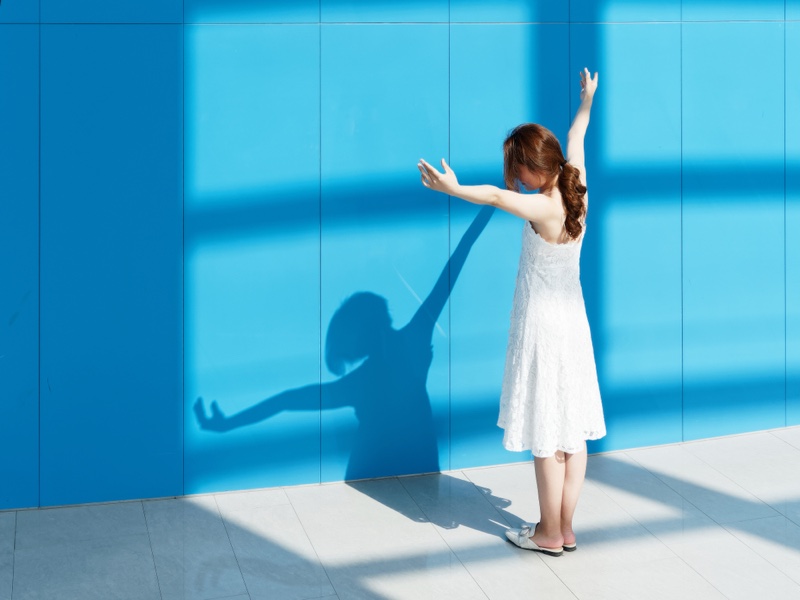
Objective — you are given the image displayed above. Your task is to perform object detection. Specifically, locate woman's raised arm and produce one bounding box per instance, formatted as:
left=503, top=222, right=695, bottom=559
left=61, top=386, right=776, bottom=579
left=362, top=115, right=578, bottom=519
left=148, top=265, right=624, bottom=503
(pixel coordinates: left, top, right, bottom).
left=566, top=68, right=598, bottom=178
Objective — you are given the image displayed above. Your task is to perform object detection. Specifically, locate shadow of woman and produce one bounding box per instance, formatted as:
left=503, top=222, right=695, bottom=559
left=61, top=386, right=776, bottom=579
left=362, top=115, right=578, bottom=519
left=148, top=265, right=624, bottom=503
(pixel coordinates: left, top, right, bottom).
left=194, top=207, right=524, bottom=534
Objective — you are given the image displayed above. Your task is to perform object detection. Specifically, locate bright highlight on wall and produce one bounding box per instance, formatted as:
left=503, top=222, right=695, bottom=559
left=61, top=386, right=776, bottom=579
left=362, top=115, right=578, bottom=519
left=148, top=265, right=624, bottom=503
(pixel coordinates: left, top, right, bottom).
left=1, top=0, right=798, bottom=510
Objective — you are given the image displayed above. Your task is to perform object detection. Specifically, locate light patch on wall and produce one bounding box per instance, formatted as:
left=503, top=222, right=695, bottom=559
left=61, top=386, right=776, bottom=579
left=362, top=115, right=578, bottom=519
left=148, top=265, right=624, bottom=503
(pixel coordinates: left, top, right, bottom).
left=602, top=202, right=681, bottom=388
left=184, top=24, right=320, bottom=205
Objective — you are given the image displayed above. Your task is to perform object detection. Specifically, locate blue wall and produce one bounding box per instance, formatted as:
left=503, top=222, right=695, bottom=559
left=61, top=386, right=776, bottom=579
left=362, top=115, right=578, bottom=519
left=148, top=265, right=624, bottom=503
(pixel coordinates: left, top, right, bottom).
left=1, top=0, right=798, bottom=509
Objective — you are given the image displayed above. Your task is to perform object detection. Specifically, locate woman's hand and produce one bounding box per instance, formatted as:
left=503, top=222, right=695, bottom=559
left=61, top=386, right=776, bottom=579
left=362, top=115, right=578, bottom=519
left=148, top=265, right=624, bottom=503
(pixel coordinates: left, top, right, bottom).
left=418, top=158, right=459, bottom=195
left=580, top=67, right=598, bottom=102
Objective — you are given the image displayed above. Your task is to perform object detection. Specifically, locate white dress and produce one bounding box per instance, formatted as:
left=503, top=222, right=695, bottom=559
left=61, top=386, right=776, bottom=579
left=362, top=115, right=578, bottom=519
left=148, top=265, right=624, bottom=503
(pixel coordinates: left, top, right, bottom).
left=497, top=220, right=606, bottom=456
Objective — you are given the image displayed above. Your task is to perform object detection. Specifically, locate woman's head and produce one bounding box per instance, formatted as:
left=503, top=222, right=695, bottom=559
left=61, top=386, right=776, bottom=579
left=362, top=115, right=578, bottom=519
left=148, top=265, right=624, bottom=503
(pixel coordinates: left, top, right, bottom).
left=503, top=124, right=564, bottom=193
left=503, top=123, right=587, bottom=240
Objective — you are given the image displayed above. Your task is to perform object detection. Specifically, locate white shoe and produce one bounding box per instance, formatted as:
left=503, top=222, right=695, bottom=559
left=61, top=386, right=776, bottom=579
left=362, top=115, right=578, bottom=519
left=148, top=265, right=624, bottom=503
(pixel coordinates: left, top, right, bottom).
left=505, top=523, right=563, bottom=556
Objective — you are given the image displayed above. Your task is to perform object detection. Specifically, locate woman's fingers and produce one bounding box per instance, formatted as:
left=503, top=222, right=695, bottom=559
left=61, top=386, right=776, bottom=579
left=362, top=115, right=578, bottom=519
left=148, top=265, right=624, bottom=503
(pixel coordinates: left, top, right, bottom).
left=418, top=164, right=431, bottom=187
left=420, top=158, right=443, bottom=181
left=420, top=158, right=439, bottom=175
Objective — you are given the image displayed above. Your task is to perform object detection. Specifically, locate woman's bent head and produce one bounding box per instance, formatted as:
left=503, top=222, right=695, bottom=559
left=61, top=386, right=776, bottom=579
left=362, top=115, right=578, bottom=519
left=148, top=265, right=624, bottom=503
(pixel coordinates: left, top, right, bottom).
left=503, top=124, right=563, bottom=193
left=503, top=123, right=587, bottom=240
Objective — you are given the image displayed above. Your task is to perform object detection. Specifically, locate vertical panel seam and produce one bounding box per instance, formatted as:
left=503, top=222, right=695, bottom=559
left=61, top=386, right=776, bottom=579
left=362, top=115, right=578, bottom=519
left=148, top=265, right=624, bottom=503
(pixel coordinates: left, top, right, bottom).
left=680, top=9, right=685, bottom=442
left=784, top=6, right=788, bottom=426
left=38, top=2, right=42, bottom=509
left=447, top=1, right=452, bottom=473
left=181, top=0, right=186, bottom=496
left=319, top=17, right=323, bottom=485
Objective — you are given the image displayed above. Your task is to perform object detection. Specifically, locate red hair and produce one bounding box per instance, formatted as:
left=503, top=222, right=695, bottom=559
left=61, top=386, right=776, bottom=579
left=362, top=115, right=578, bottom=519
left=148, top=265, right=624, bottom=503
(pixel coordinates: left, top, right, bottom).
left=503, top=123, right=586, bottom=240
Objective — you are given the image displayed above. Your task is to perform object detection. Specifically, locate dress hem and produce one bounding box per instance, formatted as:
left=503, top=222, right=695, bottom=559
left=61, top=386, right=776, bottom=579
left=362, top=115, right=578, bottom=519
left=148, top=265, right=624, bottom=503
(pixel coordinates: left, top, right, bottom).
left=499, top=429, right=606, bottom=457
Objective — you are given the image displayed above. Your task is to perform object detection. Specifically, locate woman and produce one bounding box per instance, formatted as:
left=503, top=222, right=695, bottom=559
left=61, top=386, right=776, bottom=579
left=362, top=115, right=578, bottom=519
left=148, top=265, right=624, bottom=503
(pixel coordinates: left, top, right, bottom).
left=418, top=68, right=605, bottom=556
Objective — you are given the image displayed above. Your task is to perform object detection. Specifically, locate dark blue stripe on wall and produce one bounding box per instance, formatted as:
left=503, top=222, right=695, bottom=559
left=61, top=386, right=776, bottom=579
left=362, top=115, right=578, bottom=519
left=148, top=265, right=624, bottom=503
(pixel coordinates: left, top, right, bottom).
left=39, top=24, right=183, bottom=506
left=0, top=24, right=40, bottom=510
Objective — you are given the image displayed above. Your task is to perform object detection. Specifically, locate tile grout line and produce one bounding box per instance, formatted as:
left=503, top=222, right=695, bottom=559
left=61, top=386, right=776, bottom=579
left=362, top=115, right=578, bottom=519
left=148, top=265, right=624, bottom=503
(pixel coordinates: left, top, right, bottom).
left=10, top=511, right=17, bottom=600
left=768, top=429, right=800, bottom=453
left=139, top=501, right=165, bottom=600
left=394, top=474, right=492, bottom=600
left=281, top=491, right=338, bottom=599
left=212, top=494, right=253, bottom=599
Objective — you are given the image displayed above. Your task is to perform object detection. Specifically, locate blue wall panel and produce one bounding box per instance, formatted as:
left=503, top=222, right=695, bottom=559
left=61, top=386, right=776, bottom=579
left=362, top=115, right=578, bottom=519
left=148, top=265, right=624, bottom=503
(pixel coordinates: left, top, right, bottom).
left=40, top=25, right=183, bottom=506
left=0, top=26, right=39, bottom=510
left=0, top=0, right=38, bottom=23
left=184, top=25, right=322, bottom=494
left=570, top=0, right=679, bottom=23
left=790, top=1, right=800, bottom=20
left=320, top=24, right=449, bottom=481
left=450, top=0, right=567, bottom=23
left=682, top=23, right=786, bottom=440
left=449, top=24, right=568, bottom=469
left=788, top=23, right=800, bottom=426
left=571, top=24, right=683, bottom=452
left=41, top=0, right=181, bottom=23
left=322, top=0, right=446, bottom=22
left=185, top=0, right=319, bottom=24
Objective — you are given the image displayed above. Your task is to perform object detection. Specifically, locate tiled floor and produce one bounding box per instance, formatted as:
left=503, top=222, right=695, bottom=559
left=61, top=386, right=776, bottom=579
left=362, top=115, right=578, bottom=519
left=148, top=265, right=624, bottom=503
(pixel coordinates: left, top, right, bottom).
left=3, top=427, right=800, bottom=600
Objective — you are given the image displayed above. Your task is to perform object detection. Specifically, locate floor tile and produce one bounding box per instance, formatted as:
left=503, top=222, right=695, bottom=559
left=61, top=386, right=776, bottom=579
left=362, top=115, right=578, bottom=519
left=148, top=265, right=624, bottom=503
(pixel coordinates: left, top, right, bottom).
left=650, top=511, right=800, bottom=599
left=587, top=453, right=702, bottom=525
left=723, top=515, right=800, bottom=585
left=221, top=502, right=334, bottom=600
left=214, top=488, right=290, bottom=517
left=552, top=556, right=725, bottom=600
left=560, top=479, right=676, bottom=566
left=772, top=426, right=800, bottom=450
left=461, top=462, right=538, bottom=525
left=465, top=457, right=675, bottom=565
left=8, top=429, right=800, bottom=600
left=12, top=534, right=160, bottom=600
left=287, top=479, right=487, bottom=599
left=399, top=472, right=514, bottom=536
left=400, top=473, right=575, bottom=600
left=144, top=496, right=247, bottom=600
left=15, top=502, right=147, bottom=550
left=684, top=432, right=800, bottom=500
left=0, top=551, right=11, bottom=600
left=625, top=444, right=779, bottom=524
left=0, top=513, right=14, bottom=554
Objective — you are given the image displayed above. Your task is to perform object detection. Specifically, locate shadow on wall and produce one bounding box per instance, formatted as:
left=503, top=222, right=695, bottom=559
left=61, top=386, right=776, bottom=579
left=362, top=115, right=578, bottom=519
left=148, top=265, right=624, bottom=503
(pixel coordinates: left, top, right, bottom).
left=195, top=206, right=495, bottom=482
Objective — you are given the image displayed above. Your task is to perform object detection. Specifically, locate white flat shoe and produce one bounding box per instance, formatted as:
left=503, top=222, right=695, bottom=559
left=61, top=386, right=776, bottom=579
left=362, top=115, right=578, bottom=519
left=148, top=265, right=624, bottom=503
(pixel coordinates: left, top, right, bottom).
left=505, top=524, right=563, bottom=556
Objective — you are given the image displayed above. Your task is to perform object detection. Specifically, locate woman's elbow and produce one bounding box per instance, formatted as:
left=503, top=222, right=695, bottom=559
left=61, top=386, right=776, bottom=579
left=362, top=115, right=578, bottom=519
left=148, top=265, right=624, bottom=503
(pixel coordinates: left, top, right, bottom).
left=486, top=191, right=502, bottom=207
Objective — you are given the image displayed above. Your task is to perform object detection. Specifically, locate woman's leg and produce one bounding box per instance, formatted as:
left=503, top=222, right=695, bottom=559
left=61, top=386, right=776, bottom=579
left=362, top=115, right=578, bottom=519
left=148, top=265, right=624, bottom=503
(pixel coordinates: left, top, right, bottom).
left=531, top=451, right=566, bottom=548
left=561, top=442, right=587, bottom=546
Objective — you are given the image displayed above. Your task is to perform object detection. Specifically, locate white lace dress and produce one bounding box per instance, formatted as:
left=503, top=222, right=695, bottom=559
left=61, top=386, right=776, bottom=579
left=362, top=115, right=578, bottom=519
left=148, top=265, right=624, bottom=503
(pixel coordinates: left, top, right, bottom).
left=497, top=221, right=606, bottom=456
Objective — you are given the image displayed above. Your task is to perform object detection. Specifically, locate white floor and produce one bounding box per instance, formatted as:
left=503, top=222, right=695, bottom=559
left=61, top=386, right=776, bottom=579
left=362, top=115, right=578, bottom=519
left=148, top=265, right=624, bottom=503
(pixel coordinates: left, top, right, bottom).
left=3, top=427, right=800, bottom=600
